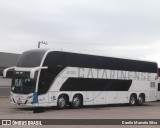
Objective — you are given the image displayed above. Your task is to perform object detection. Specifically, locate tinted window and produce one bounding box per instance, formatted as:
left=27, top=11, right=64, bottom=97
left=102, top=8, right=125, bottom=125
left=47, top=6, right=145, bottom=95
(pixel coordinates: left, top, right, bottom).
left=38, top=52, right=67, bottom=95
left=45, top=51, right=157, bottom=73
left=60, top=78, right=132, bottom=91
left=17, top=49, right=46, bottom=67
left=11, top=71, right=37, bottom=94
left=38, top=70, right=55, bottom=95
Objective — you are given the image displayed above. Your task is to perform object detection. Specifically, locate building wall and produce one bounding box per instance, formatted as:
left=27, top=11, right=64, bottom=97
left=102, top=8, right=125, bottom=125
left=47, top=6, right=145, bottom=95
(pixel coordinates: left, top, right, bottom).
left=0, top=77, right=11, bottom=86
left=0, top=67, right=3, bottom=76
left=0, top=77, right=11, bottom=97
left=0, top=52, right=20, bottom=96
left=0, top=52, right=20, bottom=67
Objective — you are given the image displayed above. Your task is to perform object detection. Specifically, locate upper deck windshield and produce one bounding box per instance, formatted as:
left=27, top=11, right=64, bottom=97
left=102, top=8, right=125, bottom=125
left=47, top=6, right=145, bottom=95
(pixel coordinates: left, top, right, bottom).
left=17, top=49, right=47, bottom=67
left=11, top=71, right=37, bottom=94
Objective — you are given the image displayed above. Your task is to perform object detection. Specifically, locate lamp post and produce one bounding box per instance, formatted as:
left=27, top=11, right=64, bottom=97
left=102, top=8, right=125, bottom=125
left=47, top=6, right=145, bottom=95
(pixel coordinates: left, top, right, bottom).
left=38, top=41, right=48, bottom=48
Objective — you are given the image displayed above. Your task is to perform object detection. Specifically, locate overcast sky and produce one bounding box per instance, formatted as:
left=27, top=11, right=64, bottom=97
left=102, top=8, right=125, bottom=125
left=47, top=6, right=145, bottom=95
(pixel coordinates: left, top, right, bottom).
left=0, top=0, right=160, bottom=65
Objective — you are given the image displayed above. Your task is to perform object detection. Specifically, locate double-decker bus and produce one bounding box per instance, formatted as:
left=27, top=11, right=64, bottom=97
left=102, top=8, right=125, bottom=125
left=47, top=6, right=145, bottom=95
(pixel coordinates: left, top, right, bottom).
left=3, top=49, right=158, bottom=109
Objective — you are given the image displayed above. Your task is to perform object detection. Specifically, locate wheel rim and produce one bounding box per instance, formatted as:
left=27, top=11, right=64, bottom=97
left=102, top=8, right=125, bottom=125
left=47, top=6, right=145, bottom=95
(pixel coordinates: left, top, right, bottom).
left=73, top=97, right=80, bottom=107
left=130, top=96, right=135, bottom=105
left=58, top=97, right=65, bottom=108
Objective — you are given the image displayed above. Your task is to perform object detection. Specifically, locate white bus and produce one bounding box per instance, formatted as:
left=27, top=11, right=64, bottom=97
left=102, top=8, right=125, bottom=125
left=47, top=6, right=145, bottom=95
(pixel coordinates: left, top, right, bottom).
left=3, top=49, right=159, bottom=109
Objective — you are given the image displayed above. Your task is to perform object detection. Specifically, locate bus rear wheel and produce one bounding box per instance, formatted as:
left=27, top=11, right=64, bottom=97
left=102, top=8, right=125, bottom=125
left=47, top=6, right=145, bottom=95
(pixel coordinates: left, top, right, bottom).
left=129, top=95, right=137, bottom=106
left=137, top=95, right=144, bottom=105
left=71, top=95, right=82, bottom=109
left=57, top=95, right=67, bottom=109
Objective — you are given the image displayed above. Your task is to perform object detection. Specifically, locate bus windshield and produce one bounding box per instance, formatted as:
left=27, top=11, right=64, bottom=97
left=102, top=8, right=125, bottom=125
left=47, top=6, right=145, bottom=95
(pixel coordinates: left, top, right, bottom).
left=17, top=49, right=47, bottom=67
left=11, top=71, right=37, bottom=94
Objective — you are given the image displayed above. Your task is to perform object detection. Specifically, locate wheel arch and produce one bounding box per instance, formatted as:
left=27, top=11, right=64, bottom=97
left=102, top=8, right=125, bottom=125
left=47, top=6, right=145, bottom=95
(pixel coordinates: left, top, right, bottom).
left=130, top=93, right=137, bottom=99
left=73, top=93, right=83, bottom=100
left=58, top=93, right=69, bottom=105
left=70, top=92, right=84, bottom=101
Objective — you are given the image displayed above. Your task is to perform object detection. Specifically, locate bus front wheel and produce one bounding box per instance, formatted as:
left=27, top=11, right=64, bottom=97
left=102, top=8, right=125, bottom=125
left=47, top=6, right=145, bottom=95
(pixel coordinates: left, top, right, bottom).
left=71, top=95, right=82, bottom=109
left=57, top=95, right=67, bottom=109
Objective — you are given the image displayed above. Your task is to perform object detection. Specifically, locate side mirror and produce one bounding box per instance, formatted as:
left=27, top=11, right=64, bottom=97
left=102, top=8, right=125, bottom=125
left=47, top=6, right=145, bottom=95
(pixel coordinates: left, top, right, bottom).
left=30, top=66, right=48, bottom=79
left=3, top=67, right=15, bottom=78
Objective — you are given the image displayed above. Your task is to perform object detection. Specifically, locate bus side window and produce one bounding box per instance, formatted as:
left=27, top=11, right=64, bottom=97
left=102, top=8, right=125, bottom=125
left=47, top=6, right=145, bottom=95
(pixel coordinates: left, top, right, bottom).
left=38, top=70, right=55, bottom=95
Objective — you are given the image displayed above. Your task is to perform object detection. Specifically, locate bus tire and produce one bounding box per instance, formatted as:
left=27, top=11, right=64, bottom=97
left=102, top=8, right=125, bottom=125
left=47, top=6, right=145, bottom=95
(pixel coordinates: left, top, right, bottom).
left=71, top=95, right=82, bottom=109
left=129, top=94, right=137, bottom=106
left=57, top=95, right=67, bottom=109
left=137, top=95, right=144, bottom=105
